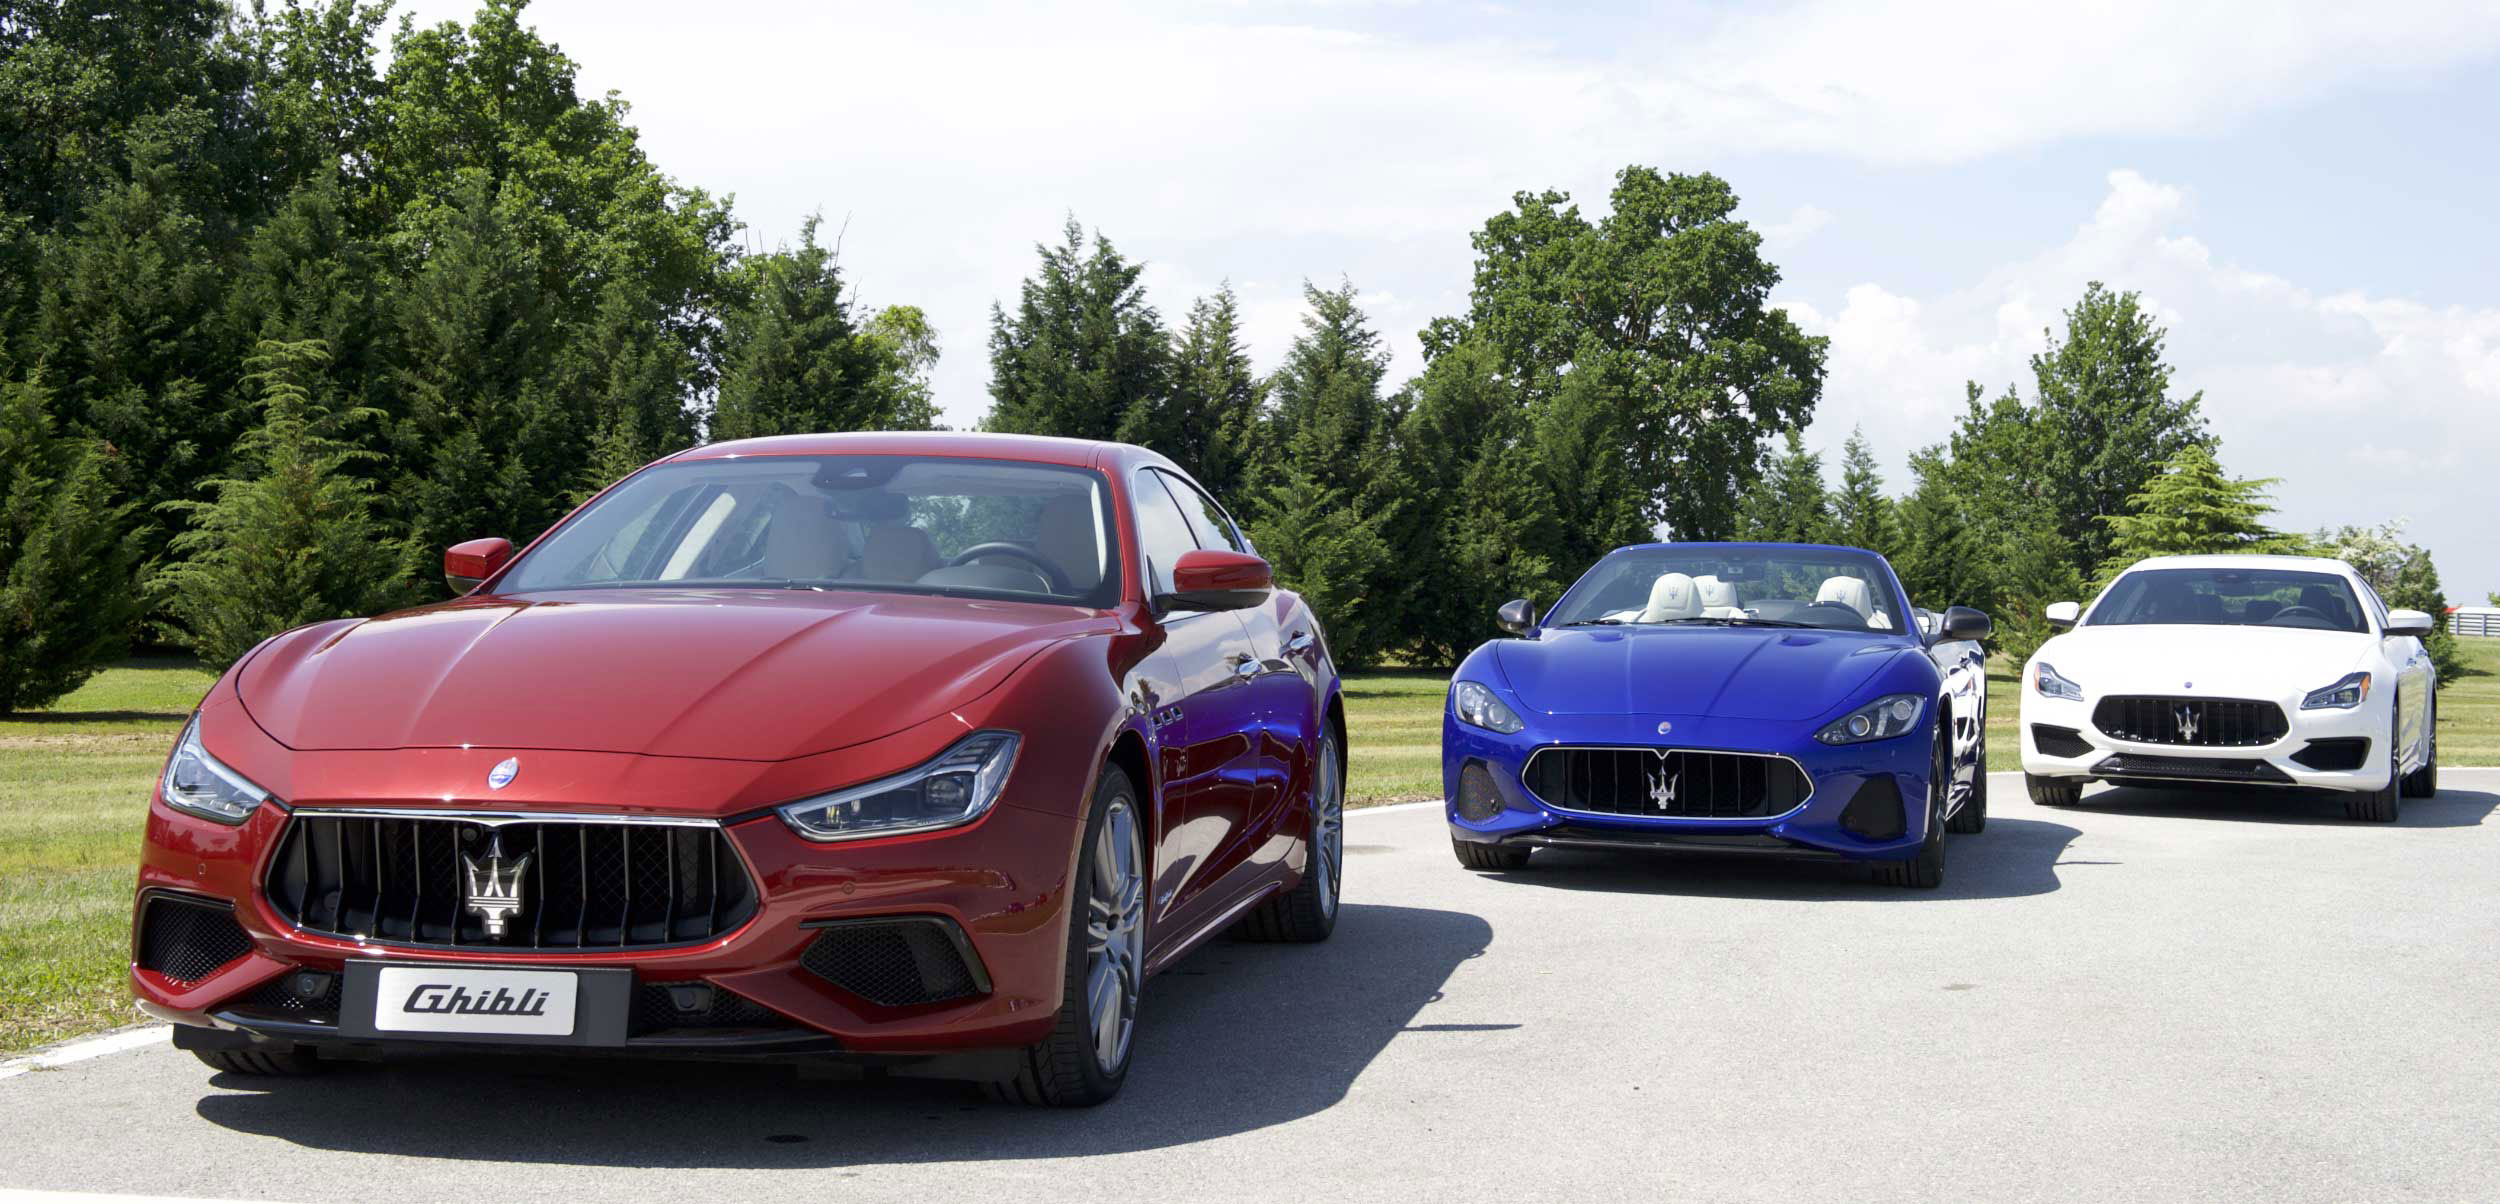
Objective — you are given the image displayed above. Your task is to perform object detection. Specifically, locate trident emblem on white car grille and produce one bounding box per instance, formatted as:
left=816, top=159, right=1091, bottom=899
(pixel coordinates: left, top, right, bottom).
left=2175, top=706, right=2200, bottom=742
left=1647, top=759, right=1680, bottom=809
left=461, top=836, right=530, bottom=938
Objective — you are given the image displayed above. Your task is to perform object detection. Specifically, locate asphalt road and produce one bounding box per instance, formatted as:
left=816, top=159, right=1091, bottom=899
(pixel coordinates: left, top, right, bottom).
left=8, top=772, right=2499, bottom=1203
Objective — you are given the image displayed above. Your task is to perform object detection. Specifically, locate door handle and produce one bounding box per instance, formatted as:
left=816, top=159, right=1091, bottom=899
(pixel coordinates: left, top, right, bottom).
left=1230, top=654, right=1260, bottom=679
left=1284, top=629, right=1315, bottom=657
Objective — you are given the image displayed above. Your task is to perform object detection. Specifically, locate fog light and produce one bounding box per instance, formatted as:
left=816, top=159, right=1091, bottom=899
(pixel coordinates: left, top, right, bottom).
left=1840, top=776, right=1907, bottom=841
left=1454, top=762, right=1505, bottom=822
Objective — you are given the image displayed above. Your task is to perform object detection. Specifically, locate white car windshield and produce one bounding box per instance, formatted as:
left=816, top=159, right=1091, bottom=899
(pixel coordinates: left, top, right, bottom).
left=1544, top=548, right=1906, bottom=633
left=2088, top=567, right=2366, bottom=633
left=498, top=455, right=1121, bottom=607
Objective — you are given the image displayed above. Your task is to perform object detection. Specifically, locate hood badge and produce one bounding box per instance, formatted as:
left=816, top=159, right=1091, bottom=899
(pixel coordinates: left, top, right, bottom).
left=462, top=835, right=530, bottom=938
left=2175, top=706, right=2200, bottom=742
left=487, top=757, right=519, bottom=790
left=1655, top=721, right=1674, bottom=735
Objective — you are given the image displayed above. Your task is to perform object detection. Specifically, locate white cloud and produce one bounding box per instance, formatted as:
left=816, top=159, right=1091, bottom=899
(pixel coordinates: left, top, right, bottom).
left=1791, top=169, right=2500, bottom=600
left=1758, top=203, right=1833, bottom=253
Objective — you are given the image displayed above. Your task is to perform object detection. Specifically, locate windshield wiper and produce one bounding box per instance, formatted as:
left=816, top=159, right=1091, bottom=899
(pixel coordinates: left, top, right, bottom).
left=1721, top=617, right=1813, bottom=628
left=1555, top=617, right=1630, bottom=627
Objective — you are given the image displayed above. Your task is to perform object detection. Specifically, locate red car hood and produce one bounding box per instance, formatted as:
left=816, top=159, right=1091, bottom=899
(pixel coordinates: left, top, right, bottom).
left=237, top=589, right=1111, bottom=761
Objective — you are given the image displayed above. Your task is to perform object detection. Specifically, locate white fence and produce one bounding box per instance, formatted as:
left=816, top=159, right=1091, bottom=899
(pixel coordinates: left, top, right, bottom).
left=2454, top=607, right=2500, bottom=638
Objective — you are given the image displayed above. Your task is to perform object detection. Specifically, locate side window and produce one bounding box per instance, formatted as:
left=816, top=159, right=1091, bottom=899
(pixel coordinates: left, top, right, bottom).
left=1157, top=470, right=1247, bottom=554
left=1130, top=470, right=1200, bottom=597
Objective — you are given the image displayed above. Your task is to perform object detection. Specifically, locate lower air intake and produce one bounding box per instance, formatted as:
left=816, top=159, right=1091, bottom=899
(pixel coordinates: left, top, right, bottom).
left=137, top=894, right=255, bottom=986
left=1453, top=761, right=1505, bottom=822
left=800, top=917, right=988, bottom=1008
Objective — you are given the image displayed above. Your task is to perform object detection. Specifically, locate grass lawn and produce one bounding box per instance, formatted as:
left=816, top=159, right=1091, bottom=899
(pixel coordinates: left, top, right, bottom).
left=2, top=658, right=216, bottom=1055
left=5, top=642, right=2493, bottom=1054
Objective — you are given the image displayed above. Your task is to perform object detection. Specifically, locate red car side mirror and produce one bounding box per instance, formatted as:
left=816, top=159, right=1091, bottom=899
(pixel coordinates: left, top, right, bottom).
left=1163, top=549, right=1273, bottom=613
left=444, top=537, right=514, bottom=594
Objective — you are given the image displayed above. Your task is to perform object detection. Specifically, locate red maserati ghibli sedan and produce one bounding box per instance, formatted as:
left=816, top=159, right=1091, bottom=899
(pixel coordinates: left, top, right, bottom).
left=129, top=432, right=1344, bottom=1105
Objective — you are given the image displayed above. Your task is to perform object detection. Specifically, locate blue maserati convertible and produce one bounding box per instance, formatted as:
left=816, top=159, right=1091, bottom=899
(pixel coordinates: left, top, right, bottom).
left=1444, top=543, right=1993, bottom=887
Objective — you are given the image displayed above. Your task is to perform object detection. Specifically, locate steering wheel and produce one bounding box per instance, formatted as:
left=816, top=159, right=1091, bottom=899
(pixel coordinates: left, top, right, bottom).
left=946, top=542, right=1070, bottom=593
left=2268, top=605, right=2329, bottom=625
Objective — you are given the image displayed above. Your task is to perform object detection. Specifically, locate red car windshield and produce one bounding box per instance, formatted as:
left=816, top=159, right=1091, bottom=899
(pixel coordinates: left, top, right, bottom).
left=499, top=455, right=1123, bottom=607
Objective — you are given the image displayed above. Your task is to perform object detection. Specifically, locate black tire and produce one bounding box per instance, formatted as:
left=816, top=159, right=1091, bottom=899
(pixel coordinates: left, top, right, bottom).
left=2402, top=695, right=2439, bottom=799
left=2027, top=773, right=2083, bottom=807
left=191, top=1047, right=321, bottom=1076
left=996, top=762, right=1143, bottom=1107
left=1452, top=838, right=1531, bottom=871
left=1947, top=724, right=1988, bottom=834
left=1877, top=728, right=1949, bottom=889
left=2345, top=705, right=2403, bottom=823
left=1237, top=730, right=1341, bottom=943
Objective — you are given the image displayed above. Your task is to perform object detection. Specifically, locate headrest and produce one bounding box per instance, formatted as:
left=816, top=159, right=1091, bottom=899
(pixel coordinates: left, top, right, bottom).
left=1695, top=575, right=1739, bottom=609
left=860, top=524, right=939, bottom=582
left=1815, top=576, right=1874, bottom=617
left=763, top=493, right=846, bottom=581
left=1639, top=572, right=1700, bottom=622
left=1036, top=493, right=1101, bottom=590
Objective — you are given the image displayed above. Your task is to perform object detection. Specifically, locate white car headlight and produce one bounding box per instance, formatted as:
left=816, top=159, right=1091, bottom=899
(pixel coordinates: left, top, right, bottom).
left=776, top=731, right=1019, bottom=842
left=1452, top=680, right=1525, bottom=734
left=2300, top=671, right=2372, bottom=710
left=1815, top=694, right=1926, bottom=745
left=160, top=716, right=271, bottom=824
left=2034, top=662, right=2084, bottom=702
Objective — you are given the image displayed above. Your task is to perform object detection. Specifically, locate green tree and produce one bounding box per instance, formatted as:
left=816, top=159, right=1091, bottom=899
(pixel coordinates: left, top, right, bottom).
left=2097, top=443, right=2299, bottom=576
left=1931, top=383, right=2082, bottom=664
left=1161, top=285, right=1264, bottom=504
left=1737, top=430, right=1833, bottom=544
left=2313, top=519, right=2466, bottom=686
left=1530, top=357, right=1652, bottom=578
left=861, top=304, right=943, bottom=432
left=1424, top=166, right=1827, bottom=539
left=710, top=215, right=892, bottom=441
left=1891, top=447, right=1984, bottom=613
left=152, top=340, right=417, bottom=666
left=984, top=217, right=1168, bottom=443
left=1828, top=427, right=1897, bottom=556
left=1396, top=340, right=1563, bottom=666
left=1248, top=283, right=1404, bottom=667
left=2031, top=282, right=2210, bottom=573
left=0, top=372, right=143, bottom=712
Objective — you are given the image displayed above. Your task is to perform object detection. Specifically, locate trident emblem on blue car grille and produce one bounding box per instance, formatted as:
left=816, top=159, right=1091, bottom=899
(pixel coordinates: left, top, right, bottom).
left=462, top=836, right=530, bottom=938
left=1647, top=759, right=1680, bottom=809
left=487, top=757, right=519, bottom=790
left=2176, top=707, right=2200, bottom=742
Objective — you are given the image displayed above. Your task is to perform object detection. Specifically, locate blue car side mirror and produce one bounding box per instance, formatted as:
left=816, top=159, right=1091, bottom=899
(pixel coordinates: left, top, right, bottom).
left=1496, top=598, right=1537, bottom=636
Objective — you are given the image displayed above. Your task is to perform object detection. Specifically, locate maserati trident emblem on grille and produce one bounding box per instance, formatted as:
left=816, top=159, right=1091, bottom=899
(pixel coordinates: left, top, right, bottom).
left=487, top=756, right=519, bottom=790
left=2175, top=706, right=2200, bottom=741
left=1646, top=759, right=1679, bottom=809
left=461, top=836, right=530, bottom=937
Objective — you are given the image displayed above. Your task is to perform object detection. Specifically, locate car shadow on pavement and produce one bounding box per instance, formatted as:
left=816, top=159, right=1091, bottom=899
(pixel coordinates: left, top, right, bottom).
left=2076, top=785, right=2498, bottom=828
left=1476, top=816, right=2081, bottom=902
left=191, top=902, right=1494, bottom=1167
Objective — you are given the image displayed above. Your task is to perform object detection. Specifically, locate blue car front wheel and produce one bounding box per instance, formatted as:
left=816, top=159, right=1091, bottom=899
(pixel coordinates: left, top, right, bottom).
left=1877, top=724, right=1950, bottom=889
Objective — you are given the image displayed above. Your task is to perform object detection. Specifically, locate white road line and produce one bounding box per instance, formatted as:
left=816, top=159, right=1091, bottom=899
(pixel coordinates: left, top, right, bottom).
left=0, top=1026, right=167, bottom=1082
left=0, top=1190, right=288, bottom=1203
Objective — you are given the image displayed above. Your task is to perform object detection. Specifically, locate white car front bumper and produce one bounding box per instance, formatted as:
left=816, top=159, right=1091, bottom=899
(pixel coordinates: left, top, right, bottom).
left=2019, top=691, right=2393, bottom=793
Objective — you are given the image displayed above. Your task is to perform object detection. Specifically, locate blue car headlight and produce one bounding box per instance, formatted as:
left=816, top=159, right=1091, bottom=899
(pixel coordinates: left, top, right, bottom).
left=2300, top=671, right=2371, bottom=710
left=777, top=730, right=1020, bottom=841
left=1452, top=680, right=1525, bottom=734
left=1815, top=694, right=1926, bottom=745
left=160, top=715, right=271, bottom=825
left=2034, top=661, right=2084, bottom=702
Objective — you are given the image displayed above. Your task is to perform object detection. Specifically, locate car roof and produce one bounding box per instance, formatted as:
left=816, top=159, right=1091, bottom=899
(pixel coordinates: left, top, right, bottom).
left=2116, top=553, right=2358, bottom=575
left=665, top=430, right=1176, bottom=473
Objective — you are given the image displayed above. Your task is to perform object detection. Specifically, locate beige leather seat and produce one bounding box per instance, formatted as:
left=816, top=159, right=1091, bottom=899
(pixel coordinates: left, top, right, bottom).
left=1639, top=572, right=1701, bottom=622
left=763, top=495, right=848, bottom=580
left=1816, top=575, right=1889, bottom=628
left=1695, top=574, right=1745, bottom=619
left=1035, top=494, right=1102, bottom=592
left=860, top=524, right=940, bottom=582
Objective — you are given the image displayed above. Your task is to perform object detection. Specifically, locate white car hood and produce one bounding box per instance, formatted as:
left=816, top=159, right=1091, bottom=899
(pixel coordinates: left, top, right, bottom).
left=2034, top=624, right=2376, bottom=696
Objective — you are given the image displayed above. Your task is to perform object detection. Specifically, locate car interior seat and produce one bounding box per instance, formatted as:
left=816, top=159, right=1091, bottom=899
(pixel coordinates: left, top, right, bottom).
left=762, top=493, right=851, bottom=581
left=1637, top=572, right=1701, bottom=622
left=1814, top=576, right=1874, bottom=621
left=1695, top=575, right=1745, bottom=619
left=1034, top=493, right=1102, bottom=592
left=2244, top=598, right=2282, bottom=623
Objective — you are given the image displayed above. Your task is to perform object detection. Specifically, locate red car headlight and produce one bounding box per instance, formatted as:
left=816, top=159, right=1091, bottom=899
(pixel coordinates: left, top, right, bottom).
left=160, top=715, right=273, bottom=825
left=775, top=730, right=1021, bottom=842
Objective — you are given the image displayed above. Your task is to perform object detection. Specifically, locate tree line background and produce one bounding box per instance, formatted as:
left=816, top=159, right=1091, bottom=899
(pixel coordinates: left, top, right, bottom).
left=0, top=0, right=2468, bottom=712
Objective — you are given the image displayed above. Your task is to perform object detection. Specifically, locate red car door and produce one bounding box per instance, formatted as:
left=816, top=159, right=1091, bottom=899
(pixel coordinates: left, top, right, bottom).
left=1128, top=469, right=1260, bottom=925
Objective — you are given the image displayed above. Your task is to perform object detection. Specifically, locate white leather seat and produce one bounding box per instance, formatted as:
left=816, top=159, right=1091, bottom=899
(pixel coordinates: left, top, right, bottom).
left=1816, top=575, right=1889, bottom=628
left=1695, top=575, right=1745, bottom=620
left=1639, top=572, right=1701, bottom=622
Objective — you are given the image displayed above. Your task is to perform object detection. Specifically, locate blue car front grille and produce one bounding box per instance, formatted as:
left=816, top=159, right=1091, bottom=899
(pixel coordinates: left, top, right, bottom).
left=1521, top=748, right=1812, bottom=819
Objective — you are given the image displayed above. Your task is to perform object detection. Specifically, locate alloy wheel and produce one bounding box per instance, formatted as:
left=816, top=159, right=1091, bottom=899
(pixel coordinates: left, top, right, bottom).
left=1084, top=797, right=1146, bottom=1074
left=1313, top=740, right=1344, bottom=919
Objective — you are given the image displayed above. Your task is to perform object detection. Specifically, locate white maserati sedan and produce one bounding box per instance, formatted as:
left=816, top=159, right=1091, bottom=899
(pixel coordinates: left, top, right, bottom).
left=2018, top=554, right=2439, bottom=821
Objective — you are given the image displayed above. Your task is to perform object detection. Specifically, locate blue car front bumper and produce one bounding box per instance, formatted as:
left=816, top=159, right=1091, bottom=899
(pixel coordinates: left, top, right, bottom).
left=1444, top=709, right=1935, bottom=861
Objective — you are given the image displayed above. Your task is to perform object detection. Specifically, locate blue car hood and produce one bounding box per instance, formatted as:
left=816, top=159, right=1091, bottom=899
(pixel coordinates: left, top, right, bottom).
left=1493, top=627, right=1908, bottom=720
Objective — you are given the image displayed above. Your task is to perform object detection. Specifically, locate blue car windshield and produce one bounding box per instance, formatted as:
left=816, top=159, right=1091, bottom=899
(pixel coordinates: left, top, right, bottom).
left=2087, top=567, right=2366, bottom=633
left=1546, top=549, right=1906, bottom=633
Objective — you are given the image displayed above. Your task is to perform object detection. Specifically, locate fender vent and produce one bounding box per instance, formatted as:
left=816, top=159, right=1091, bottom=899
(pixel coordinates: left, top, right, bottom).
left=137, top=895, right=255, bottom=986
left=800, top=917, right=988, bottom=1008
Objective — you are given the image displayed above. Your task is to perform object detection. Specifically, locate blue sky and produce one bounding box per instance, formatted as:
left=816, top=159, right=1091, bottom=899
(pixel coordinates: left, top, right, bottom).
left=399, top=0, right=2500, bottom=602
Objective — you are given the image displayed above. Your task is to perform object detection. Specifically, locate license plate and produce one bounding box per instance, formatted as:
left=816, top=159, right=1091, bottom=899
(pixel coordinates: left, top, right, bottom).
left=372, top=966, right=578, bottom=1037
